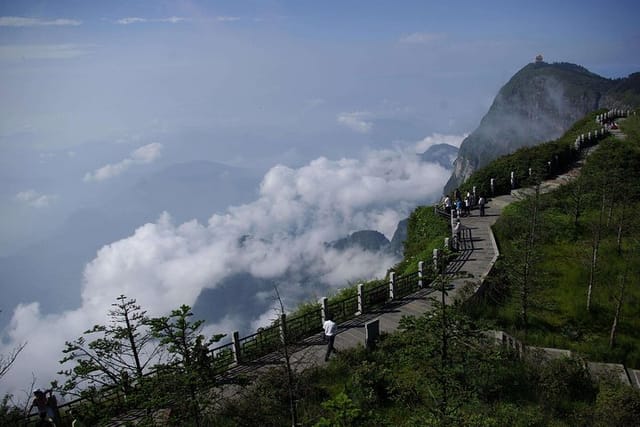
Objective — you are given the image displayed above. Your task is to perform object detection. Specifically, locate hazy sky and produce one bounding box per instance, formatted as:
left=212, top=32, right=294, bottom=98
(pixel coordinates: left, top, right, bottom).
left=1, top=0, right=639, bottom=400
left=2, top=0, right=638, bottom=152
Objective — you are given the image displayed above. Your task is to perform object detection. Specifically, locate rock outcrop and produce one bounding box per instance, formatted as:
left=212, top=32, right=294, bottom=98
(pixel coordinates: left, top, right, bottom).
left=444, top=62, right=640, bottom=194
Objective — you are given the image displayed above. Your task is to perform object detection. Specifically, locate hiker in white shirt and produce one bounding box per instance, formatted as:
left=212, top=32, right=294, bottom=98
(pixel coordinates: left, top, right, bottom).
left=323, top=316, right=337, bottom=361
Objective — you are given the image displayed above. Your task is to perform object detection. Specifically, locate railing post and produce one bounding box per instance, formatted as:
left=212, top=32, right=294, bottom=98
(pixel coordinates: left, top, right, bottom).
left=490, top=178, right=495, bottom=195
left=433, top=248, right=439, bottom=272
left=389, top=272, right=396, bottom=300
left=321, top=297, right=329, bottom=323
left=232, top=331, right=241, bottom=364
left=418, top=261, right=424, bottom=288
left=357, top=283, right=364, bottom=314
left=444, top=237, right=450, bottom=250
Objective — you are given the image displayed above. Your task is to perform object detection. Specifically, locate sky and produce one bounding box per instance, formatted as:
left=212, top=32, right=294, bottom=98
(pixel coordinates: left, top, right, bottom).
left=1, top=0, right=639, bottom=401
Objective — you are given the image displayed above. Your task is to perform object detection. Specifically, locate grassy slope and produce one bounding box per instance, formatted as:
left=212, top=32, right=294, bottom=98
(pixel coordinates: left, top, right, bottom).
left=472, top=112, right=640, bottom=367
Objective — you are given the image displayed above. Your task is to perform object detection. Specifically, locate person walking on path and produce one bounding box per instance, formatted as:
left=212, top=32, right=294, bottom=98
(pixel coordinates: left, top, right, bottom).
left=455, top=198, right=463, bottom=218
left=453, top=218, right=462, bottom=250
left=323, top=316, right=337, bottom=362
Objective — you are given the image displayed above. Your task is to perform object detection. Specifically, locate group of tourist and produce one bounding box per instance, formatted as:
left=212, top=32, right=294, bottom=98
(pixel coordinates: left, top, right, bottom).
left=442, top=188, right=486, bottom=218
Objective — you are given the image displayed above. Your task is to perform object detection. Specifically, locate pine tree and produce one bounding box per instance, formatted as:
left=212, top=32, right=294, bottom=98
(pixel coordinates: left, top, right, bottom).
left=59, top=295, right=158, bottom=396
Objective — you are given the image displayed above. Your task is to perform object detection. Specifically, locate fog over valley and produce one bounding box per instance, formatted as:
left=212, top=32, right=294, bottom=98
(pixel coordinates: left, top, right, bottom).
left=1, top=133, right=460, bottom=396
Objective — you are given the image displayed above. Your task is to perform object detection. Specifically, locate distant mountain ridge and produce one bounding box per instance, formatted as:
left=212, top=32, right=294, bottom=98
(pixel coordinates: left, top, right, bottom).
left=444, top=61, right=640, bottom=193
left=328, top=230, right=391, bottom=252
left=420, top=143, right=458, bottom=169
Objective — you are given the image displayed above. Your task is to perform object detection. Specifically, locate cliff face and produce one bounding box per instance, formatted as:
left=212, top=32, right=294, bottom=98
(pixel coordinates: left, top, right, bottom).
left=444, top=62, right=640, bottom=194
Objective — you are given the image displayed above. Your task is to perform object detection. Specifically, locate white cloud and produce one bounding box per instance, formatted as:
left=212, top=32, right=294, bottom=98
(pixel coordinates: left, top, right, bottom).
left=161, top=16, right=188, bottom=24
left=0, top=16, right=81, bottom=27
left=131, top=142, right=163, bottom=163
left=1, top=145, right=452, bottom=398
left=216, top=16, right=241, bottom=22
left=116, top=16, right=191, bottom=25
left=0, top=44, right=92, bottom=61
left=414, top=133, right=467, bottom=153
left=116, top=17, right=148, bottom=25
left=399, top=32, right=444, bottom=44
left=15, top=190, right=57, bottom=208
left=115, top=16, right=239, bottom=25
left=337, top=112, right=373, bottom=134
left=84, top=142, right=162, bottom=182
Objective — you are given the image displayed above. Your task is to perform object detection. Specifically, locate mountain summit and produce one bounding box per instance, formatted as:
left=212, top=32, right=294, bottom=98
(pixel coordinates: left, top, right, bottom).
left=444, top=61, right=640, bottom=193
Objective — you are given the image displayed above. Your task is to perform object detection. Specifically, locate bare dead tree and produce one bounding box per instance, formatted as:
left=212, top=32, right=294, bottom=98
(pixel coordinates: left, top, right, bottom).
left=0, top=342, right=26, bottom=382
left=586, top=188, right=606, bottom=312
left=609, top=269, right=628, bottom=349
left=18, top=374, right=38, bottom=418
left=615, top=204, right=627, bottom=255
left=273, top=285, right=298, bottom=427
left=568, top=180, right=583, bottom=232
left=0, top=310, right=27, bottom=383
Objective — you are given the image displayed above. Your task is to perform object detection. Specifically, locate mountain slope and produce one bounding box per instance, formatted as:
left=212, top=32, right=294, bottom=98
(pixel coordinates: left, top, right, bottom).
left=444, top=61, right=640, bottom=193
left=420, top=143, right=458, bottom=169
left=328, top=230, right=390, bottom=252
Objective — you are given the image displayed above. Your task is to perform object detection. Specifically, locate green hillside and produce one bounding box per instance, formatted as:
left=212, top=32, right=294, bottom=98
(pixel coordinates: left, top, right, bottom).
left=468, top=113, right=640, bottom=367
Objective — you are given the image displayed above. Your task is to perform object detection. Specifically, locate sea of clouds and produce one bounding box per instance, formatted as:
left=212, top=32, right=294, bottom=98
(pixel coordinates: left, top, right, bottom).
left=0, top=134, right=463, bottom=399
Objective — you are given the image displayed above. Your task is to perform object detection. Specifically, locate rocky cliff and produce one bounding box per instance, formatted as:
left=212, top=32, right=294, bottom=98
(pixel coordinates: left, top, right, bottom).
left=444, top=62, right=640, bottom=194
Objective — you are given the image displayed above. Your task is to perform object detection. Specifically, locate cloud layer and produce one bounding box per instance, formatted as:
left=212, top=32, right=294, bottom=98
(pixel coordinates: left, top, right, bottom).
left=116, top=16, right=189, bottom=25
left=0, top=136, right=456, bottom=398
left=337, top=112, right=374, bottom=134
left=83, top=143, right=163, bottom=182
left=0, top=44, right=92, bottom=61
left=14, top=190, right=57, bottom=208
left=399, top=32, right=444, bottom=44
left=0, top=17, right=81, bottom=27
